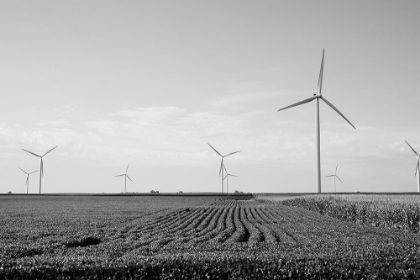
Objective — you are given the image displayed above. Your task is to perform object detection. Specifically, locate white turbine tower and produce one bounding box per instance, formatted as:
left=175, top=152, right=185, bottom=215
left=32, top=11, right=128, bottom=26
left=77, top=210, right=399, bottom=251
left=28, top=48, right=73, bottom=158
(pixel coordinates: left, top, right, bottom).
left=207, top=143, right=240, bottom=193
left=277, top=49, right=356, bottom=193
left=325, top=164, right=343, bottom=194
left=405, top=140, right=420, bottom=192
left=115, top=164, right=133, bottom=194
left=22, top=146, right=58, bottom=194
left=223, top=165, right=238, bottom=194
left=19, top=168, right=38, bottom=194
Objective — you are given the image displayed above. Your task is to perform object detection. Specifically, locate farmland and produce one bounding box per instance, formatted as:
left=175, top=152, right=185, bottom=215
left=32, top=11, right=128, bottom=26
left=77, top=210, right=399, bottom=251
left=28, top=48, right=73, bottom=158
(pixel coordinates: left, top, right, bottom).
left=1, top=195, right=420, bottom=279
left=275, top=194, right=420, bottom=234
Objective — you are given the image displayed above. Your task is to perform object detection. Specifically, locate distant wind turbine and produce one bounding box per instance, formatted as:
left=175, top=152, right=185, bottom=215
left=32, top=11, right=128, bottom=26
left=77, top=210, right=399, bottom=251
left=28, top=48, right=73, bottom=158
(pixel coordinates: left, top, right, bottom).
left=325, top=164, right=343, bottom=194
left=277, top=49, right=356, bottom=193
left=207, top=143, right=240, bottom=193
left=223, top=165, right=238, bottom=194
left=405, top=140, right=420, bottom=192
left=19, top=168, right=38, bottom=194
left=115, top=164, right=133, bottom=193
left=22, top=146, right=58, bottom=194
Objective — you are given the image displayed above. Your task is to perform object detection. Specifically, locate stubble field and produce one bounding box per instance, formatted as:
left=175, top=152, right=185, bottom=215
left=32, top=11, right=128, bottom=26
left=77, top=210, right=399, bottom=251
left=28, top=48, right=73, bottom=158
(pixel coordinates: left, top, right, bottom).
left=1, top=194, right=420, bottom=279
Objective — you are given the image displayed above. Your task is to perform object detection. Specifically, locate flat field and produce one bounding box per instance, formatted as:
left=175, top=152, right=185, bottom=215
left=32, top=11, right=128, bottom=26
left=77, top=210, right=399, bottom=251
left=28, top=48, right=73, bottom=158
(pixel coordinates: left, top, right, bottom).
left=1, top=194, right=420, bottom=279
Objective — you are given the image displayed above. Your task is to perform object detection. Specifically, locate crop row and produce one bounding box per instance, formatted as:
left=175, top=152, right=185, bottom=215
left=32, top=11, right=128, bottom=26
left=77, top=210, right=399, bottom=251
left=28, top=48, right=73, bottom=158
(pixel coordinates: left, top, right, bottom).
left=3, top=197, right=420, bottom=278
left=281, top=195, right=420, bottom=233
left=2, top=251, right=420, bottom=279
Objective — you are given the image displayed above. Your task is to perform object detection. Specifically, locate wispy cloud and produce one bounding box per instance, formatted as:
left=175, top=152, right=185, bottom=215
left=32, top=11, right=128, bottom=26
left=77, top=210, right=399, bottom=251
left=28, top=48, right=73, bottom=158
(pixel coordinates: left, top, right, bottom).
left=38, top=119, right=71, bottom=126
left=208, top=90, right=299, bottom=109
left=1, top=103, right=411, bottom=169
left=379, top=140, right=420, bottom=156
left=53, top=106, right=75, bottom=117
left=110, top=106, right=185, bottom=123
left=322, top=122, right=382, bottom=132
left=84, top=105, right=320, bottom=165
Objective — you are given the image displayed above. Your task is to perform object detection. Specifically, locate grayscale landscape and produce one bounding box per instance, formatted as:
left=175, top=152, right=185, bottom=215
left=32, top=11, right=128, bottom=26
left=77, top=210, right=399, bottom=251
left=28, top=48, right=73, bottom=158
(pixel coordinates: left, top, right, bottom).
left=1, top=1, right=419, bottom=279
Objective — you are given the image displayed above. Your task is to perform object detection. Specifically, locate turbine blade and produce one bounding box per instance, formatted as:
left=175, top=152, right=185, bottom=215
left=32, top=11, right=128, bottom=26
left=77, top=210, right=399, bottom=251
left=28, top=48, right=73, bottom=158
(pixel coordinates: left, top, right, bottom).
left=22, top=149, right=41, bottom=157
left=223, top=164, right=227, bottom=173
left=126, top=164, right=130, bottom=173
left=207, top=143, right=222, bottom=157
left=277, top=96, right=317, bottom=112
left=325, top=175, right=334, bottom=178
left=320, top=97, right=356, bottom=129
left=19, top=167, right=28, bottom=174
left=335, top=164, right=338, bottom=175
left=42, top=145, right=58, bottom=157
left=41, top=159, right=44, bottom=177
left=405, top=140, right=419, bottom=156
left=230, top=174, right=238, bottom=177
left=219, top=159, right=223, bottom=176
left=29, top=170, right=38, bottom=174
left=115, top=174, right=125, bottom=177
left=318, top=49, right=325, bottom=94
left=223, top=175, right=228, bottom=180
left=415, top=158, right=419, bottom=176
left=224, top=150, right=241, bottom=157
left=126, top=175, right=133, bottom=182
left=26, top=176, right=29, bottom=186
left=336, top=176, right=343, bottom=184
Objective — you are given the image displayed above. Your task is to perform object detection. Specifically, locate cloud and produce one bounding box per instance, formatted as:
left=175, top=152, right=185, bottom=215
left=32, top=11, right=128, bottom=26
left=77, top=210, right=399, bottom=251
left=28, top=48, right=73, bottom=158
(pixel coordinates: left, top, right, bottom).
left=0, top=123, right=94, bottom=159
left=378, top=140, right=420, bottom=156
left=1, top=103, right=409, bottom=169
left=53, top=106, right=75, bottom=117
left=110, top=106, right=185, bottom=123
left=38, top=119, right=71, bottom=126
left=83, top=105, right=319, bottom=165
left=208, top=90, right=298, bottom=109
left=322, top=122, right=382, bottom=132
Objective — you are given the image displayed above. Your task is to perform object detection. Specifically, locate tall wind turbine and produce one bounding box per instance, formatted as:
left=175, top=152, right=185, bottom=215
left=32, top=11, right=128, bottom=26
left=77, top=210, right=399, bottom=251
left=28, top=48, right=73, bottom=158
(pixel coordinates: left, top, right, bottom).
left=325, top=164, right=342, bottom=194
left=115, top=164, right=133, bottom=194
left=223, top=165, right=238, bottom=194
left=207, top=143, right=240, bottom=193
left=277, top=49, right=356, bottom=193
left=19, top=168, right=38, bottom=194
left=405, top=140, right=420, bottom=192
left=22, top=146, right=58, bottom=194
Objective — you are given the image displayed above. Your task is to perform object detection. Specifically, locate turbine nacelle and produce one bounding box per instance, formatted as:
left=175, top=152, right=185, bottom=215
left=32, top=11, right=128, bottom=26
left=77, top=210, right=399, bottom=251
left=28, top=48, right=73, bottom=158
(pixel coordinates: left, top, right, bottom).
left=207, top=143, right=240, bottom=193
left=115, top=164, right=133, bottom=193
left=21, top=146, right=58, bottom=194
left=277, top=49, right=356, bottom=193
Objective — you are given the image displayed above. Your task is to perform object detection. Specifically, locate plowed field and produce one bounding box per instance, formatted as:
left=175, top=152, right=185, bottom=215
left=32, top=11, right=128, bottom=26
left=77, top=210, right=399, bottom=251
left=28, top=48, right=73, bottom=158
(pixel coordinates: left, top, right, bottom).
left=1, top=195, right=420, bottom=279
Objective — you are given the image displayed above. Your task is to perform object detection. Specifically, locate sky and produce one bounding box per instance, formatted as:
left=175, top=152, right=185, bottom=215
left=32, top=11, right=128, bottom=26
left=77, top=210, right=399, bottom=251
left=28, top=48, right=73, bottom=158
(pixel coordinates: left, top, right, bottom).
left=1, top=1, right=419, bottom=194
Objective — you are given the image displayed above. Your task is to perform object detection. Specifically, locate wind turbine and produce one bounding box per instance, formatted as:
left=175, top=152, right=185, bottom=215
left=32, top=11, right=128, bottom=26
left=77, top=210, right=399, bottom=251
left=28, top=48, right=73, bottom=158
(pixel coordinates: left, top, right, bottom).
left=115, top=164, right=133, bottom=194
left=405, top=140, right=420, bottom=192
left=223, top=165, right=238, bottom=194
left=19, top=168, right=38, bottom=194
left=207, top=143, right=240, bottom=193
left=22, top=146, right=58, bottom=194
left=277, top=49, right=356, bottom=193
left=325, top=164, right=342, bottom=194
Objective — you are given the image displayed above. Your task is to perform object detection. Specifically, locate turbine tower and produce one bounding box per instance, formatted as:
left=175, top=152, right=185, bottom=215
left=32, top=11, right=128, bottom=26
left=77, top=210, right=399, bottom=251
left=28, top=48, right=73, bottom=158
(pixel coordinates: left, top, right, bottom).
left=22, top=146, right=58, bottom=194
left=277, top=49, right=356, bottom=193
left=223, top=165, right=238, bottom=194
left=405, top=140, right=420, bottom=192
left=325, top=164, right=343, bottom=194
left=115, top=164, right=133, bottom=193
left=19, top=168, right=38, bottom=194
left=207, top=143, right=240, bottom=193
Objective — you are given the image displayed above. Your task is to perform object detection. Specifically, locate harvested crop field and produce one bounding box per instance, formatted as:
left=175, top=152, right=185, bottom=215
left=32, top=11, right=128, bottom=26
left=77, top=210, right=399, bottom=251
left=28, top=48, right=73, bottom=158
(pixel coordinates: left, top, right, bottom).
left=1, top=194, right=420, bottom=279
